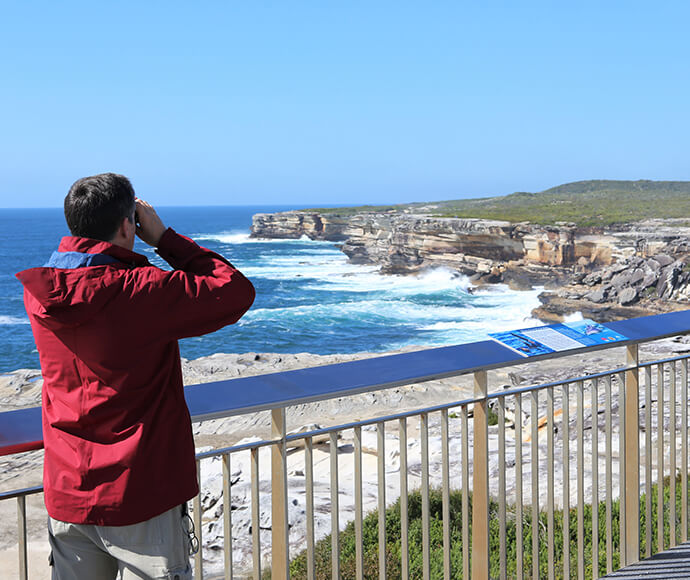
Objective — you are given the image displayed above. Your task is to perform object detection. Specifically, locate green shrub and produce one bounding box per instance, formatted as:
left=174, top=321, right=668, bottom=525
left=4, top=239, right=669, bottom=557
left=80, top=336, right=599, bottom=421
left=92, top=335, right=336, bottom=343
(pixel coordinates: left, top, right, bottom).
left=279, top=474, right=689, bottom=579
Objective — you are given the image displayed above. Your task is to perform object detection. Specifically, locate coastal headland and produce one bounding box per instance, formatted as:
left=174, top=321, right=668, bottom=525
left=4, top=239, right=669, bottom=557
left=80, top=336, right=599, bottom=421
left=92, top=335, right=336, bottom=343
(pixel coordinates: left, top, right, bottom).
left=251, top=180, right=690, bottom=322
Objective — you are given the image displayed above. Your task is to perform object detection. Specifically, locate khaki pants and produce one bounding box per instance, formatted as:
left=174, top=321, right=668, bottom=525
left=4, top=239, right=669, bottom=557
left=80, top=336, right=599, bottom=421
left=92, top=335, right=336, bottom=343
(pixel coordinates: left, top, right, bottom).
left=48, top=505, right=193, bottom=580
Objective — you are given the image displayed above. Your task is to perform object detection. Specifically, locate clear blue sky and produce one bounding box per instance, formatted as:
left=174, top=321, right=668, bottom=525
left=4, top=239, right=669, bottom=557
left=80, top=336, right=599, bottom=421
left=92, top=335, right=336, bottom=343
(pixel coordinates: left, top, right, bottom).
left=1, top=1, right=688, bottom=208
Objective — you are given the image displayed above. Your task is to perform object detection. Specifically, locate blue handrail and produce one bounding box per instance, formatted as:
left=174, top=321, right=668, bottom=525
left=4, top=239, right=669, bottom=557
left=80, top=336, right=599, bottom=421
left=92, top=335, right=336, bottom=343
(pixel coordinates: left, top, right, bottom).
left=1, top=309, right=688, bottom=456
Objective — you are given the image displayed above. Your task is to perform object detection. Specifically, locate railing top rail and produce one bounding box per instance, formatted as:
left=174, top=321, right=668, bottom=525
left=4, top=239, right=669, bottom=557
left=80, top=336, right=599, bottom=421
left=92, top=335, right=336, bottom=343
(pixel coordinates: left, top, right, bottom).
left=0, top=484, right=43, bottom=501
left=1, top=309, right=689, bottom=456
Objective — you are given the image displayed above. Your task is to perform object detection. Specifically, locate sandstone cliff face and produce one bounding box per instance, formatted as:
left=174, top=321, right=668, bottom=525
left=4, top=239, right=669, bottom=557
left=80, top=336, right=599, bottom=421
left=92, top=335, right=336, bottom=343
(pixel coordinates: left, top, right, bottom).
left=251, top=211, right=654, bottom=273
left=340, top=214, right=525, bottom=274
left=251, top=212, right=350, bottom=241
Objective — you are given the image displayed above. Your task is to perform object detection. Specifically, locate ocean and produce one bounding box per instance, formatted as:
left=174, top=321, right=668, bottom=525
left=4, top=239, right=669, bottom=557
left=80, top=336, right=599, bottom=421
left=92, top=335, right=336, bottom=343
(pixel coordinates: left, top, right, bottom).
left=0, top=206, right=542, bottom=374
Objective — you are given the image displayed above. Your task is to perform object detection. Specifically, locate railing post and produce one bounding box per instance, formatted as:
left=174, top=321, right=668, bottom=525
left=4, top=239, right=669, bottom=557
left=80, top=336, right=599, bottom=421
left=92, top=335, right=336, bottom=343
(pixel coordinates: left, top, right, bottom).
left=272, top=408, right=289, bottom=579
left=399, top=418, right=410, bottom=580
left=222, top=454, right=233, bottom=579
left=377, top=422, right=387, bottom=580
left=17, top=495, right=27, bottom=580
left=472, top=370, right=489, bottom=580
left=624, top=345, right=640, bottom=565
left=330, top=431, right=340, bottom=580
left=251, top=448, right=261, bottom=579
left=194, top=461, right=203, bottom=580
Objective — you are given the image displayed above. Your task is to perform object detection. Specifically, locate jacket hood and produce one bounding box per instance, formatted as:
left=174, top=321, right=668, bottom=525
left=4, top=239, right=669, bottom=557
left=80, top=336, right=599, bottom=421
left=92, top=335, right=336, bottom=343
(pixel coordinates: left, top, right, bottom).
left=16, top=237, right=151, bottom=328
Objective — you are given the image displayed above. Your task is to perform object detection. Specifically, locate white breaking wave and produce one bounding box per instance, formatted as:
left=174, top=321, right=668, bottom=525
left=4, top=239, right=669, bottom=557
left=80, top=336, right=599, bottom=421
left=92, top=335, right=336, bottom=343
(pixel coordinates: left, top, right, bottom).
left=304, top=266, right=473, bottom=295
left=0, top=315, right=29, bottom=325
left=419, top=311, right=542, bottom=336
left=246, top=290, right=540, bottom=328
left=189, top=236, right=469, bottom=299
left=564, top=311, right=585, bottom=323
left=246, top=299, right=478, bottom=322
left=246, top=250, right=474, bottom=296
left=421, top=321, right=470, bottom=331
left=193, top=232, right=336, bottom=246
left=241, top=254, right=377, bottom=281
left=195, top=232, right=254, bottom=244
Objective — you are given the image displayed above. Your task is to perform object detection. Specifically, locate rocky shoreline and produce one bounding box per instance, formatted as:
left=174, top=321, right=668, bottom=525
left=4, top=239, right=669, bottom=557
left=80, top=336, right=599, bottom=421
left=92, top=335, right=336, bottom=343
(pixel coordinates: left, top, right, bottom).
left=251, top=211, right=690, bottom=321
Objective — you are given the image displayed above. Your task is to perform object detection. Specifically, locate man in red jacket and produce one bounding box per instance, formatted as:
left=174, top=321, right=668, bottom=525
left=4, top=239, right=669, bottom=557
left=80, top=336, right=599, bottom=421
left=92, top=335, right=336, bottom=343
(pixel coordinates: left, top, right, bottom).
left=16, top=173, right=255, bottom=579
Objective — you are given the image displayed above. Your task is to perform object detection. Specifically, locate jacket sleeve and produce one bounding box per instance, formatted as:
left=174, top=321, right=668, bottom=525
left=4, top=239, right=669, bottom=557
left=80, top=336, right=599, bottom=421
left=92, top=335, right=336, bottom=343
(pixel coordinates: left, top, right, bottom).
left=124, top=228, right=255, bottom=342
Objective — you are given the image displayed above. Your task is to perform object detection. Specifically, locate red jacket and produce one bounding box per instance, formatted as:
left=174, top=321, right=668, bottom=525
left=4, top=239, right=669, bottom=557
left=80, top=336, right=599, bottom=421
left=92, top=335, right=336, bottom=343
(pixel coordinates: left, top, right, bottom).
left=16, top=229, right=255, bottom=525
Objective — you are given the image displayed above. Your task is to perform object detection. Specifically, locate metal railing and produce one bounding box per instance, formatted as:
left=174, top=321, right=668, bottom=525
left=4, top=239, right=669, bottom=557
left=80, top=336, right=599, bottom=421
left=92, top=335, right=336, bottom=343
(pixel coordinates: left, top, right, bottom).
left=2, top=313, right=690, bottom=579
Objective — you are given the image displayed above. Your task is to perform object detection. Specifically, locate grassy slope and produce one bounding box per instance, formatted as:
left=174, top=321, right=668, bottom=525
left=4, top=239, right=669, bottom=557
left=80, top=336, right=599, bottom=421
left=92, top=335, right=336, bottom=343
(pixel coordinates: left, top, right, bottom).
left=304, top=180, right=690, bottom=227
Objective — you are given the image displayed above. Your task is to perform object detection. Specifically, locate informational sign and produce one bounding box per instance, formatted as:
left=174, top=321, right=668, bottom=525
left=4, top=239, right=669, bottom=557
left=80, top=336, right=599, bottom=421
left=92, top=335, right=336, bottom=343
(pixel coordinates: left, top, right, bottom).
left=489, top=319, right=627, bottom=357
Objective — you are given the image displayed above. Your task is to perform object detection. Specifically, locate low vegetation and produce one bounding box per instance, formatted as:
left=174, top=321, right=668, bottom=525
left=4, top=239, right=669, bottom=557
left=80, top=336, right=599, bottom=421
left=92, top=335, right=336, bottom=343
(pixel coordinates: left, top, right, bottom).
left=304, top=179, right=690, bottom=227
left=281, top=476, right=687, bottom=579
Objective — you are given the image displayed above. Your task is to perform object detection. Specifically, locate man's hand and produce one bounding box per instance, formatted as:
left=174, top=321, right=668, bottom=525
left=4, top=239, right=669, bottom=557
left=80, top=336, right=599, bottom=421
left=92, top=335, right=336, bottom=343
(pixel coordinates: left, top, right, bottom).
left=135, top=198, right=167, bottom=247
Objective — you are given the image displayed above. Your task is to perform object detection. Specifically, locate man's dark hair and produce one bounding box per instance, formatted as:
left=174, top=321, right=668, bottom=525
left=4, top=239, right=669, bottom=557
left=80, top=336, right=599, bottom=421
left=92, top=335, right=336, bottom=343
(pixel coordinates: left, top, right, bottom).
left=64, top=173, right=136, bottom=241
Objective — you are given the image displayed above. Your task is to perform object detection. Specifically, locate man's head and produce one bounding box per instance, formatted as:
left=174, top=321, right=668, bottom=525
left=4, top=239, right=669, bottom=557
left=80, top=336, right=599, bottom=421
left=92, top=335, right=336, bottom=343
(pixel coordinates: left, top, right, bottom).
left=64, top=173, right=136, bottom=247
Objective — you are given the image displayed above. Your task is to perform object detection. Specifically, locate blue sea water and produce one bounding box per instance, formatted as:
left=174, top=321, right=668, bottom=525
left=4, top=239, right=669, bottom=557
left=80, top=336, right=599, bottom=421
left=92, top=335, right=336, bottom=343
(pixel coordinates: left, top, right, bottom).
left=0, top=206, right=542, bottom=373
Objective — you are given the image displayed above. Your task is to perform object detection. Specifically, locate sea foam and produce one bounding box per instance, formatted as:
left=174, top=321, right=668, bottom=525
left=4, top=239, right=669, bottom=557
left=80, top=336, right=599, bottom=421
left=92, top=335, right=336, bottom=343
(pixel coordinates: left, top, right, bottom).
left=193, top=232, right=333, bottom=245
left=235, top=237, right=543, bottom=351
left=0, top=316, right=29, bottom=326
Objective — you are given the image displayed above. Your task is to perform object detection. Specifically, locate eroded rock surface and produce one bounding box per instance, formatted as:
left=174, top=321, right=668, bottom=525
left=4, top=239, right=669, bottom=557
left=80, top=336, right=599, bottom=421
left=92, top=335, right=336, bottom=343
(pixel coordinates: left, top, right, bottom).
left=534, top=252, right=690, bottom=321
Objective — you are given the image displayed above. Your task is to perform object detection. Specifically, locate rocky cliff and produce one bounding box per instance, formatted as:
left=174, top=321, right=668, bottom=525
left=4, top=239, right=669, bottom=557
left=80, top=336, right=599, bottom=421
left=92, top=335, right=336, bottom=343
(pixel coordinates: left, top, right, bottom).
left=251, top=212, right=350, bottom=241
left=253, top=211, right=614, bottom=270
left=251, top=212, right=690, bottom=320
